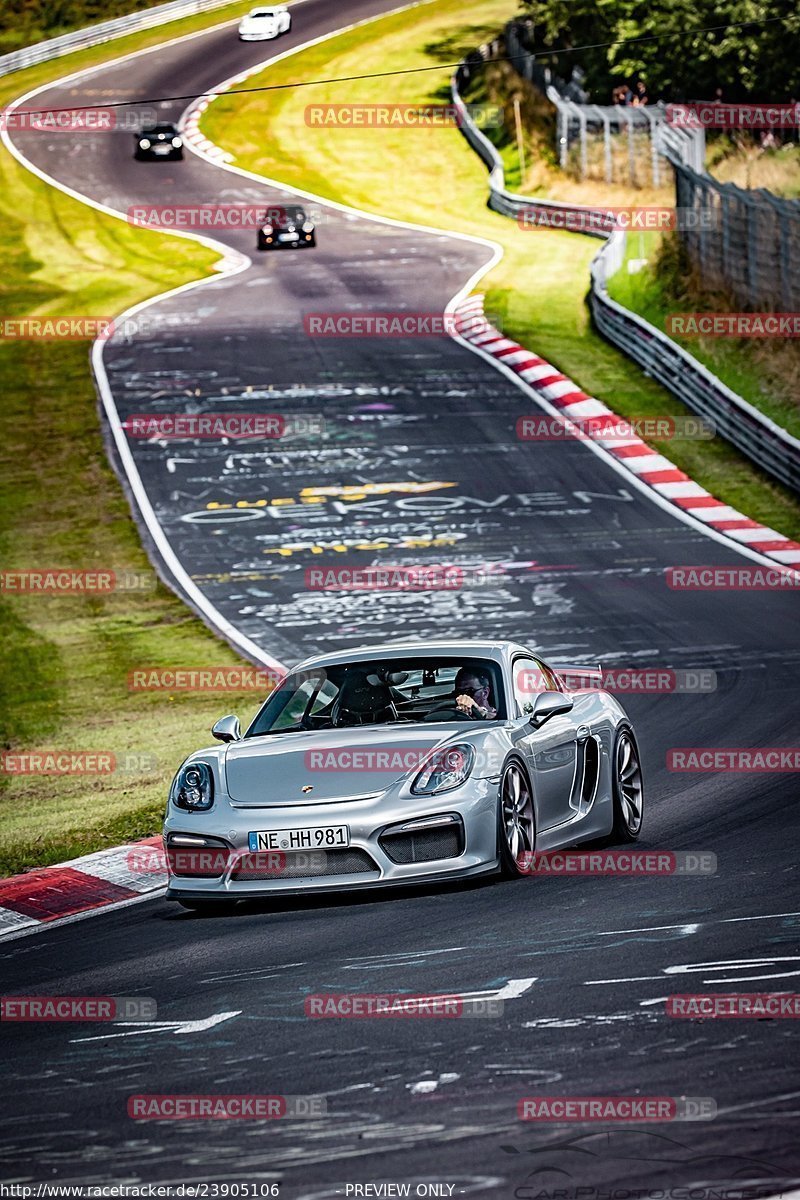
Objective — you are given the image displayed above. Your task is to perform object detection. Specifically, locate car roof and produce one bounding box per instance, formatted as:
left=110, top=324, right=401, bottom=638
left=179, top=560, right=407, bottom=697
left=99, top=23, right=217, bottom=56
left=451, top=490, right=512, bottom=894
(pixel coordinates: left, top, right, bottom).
left=290, top=640, right=532, bottom=672
left=140, top=123, right=177, bottom=132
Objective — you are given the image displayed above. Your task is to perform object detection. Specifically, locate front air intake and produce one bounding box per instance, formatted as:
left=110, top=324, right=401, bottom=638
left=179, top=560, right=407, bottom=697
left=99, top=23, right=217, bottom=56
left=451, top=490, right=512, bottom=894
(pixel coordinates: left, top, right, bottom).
left=379, top=815, right=464, bottom=864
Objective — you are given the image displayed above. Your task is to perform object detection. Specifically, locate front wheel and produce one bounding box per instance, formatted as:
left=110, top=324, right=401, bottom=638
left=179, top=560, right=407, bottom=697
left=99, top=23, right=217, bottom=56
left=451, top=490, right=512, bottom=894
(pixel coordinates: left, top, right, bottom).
left=498, top=760, right=536, bottom=877
left=611, top=726, right=644, bottom=841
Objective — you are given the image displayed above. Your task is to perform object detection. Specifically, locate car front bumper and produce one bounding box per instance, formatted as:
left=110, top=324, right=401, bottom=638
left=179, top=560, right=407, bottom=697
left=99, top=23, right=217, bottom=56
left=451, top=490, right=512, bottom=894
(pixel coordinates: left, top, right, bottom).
left=163, top=777, right=499, bottom=899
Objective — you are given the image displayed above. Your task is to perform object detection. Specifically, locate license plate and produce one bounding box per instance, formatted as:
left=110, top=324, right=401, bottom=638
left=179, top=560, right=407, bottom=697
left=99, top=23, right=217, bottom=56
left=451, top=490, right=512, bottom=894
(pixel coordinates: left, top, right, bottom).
left=278, top=232, right=298, bottom=242
left=249, top=825, right=349, bottom=852
left=154, top=146, right=170, bottom=154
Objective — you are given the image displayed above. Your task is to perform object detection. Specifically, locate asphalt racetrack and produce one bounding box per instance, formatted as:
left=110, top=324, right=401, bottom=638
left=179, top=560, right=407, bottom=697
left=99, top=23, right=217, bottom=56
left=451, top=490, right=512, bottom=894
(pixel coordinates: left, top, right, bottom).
left=2, top=0, right=799, bottom=1192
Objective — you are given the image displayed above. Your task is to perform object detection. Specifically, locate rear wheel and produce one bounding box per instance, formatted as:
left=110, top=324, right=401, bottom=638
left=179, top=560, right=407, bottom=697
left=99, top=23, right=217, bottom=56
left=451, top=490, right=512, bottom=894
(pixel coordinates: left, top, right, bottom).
left=498, top=760, right=536, bottom=877
left=611, top=726, right=644, bottom=841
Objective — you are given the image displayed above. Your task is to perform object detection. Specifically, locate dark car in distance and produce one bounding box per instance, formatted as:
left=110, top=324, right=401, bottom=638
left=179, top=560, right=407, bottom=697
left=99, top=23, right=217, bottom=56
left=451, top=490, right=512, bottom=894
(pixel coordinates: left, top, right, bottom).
left=257, top=205, right=316, bottom=250
left=135, top=122, right=183, bottom=161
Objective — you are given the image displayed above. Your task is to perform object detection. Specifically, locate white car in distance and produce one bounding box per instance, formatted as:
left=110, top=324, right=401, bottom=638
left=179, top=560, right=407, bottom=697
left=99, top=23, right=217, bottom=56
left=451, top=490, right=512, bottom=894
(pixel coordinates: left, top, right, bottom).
left=238, top=5, right=291, bottom=40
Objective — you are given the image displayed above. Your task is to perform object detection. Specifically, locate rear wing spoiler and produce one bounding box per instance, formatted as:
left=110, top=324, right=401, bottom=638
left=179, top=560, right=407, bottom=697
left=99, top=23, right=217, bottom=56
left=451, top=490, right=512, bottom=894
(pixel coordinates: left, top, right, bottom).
left=553, top=663, right=604, bottom=690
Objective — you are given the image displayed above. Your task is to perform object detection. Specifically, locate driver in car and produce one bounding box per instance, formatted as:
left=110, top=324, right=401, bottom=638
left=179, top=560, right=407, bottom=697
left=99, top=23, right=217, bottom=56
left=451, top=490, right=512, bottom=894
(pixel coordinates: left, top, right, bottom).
left=454, top=668, right=497, bottom=719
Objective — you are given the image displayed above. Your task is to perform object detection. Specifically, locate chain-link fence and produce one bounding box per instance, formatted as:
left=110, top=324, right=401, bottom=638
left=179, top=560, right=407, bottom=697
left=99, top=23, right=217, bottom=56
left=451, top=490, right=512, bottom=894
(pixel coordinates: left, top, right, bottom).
left=671, top=159, right=800, bottom=311
left=503, top=20, right=705, bottom=186
left=500, top=18, right=800, bottom=311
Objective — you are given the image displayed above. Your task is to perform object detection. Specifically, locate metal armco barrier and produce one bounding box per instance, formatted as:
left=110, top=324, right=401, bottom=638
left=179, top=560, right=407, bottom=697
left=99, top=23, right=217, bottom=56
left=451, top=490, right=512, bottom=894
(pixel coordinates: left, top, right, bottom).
left=0, top=0, right=238, bottom=78
left=452, top=58, right=800, bottom=495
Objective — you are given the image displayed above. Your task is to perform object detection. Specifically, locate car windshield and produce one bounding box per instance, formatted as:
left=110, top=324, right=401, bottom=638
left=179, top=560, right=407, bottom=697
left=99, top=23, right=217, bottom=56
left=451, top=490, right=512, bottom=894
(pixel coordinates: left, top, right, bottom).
left=251, top=9, right=277, bottom=16
left=245, top=657, right=505, bottom=736
left=262, top=206, right=306, bottom=225
left=142, top=125, right=176, bottom=135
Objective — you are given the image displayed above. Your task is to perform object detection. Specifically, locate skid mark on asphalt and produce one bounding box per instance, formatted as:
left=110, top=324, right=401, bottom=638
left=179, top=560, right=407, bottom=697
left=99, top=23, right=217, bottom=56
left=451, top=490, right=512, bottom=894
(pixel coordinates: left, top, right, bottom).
left=342, top=947, right=468, bottom=970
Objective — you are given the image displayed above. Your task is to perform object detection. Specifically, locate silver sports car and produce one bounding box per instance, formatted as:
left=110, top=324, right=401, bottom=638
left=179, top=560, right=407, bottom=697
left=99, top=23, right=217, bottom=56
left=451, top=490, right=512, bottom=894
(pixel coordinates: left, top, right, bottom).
left=164, top=639, right=644, bottom=910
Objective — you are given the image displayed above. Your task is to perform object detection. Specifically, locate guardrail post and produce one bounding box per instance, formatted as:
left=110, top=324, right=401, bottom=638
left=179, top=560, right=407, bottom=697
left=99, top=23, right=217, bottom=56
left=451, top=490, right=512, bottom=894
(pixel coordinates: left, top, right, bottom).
left=627, top=109, right=636, bottom=186
left=745, top=194, right=759, bottom=299
left=602, top=111, right=612, bottom=183
left=777, top=205, right=793, bottom=312
left=721, top=192, right=731, bottom=279
left=558, top=106, right=568, bottom=170
left=645, top=110, right=660, bottom=187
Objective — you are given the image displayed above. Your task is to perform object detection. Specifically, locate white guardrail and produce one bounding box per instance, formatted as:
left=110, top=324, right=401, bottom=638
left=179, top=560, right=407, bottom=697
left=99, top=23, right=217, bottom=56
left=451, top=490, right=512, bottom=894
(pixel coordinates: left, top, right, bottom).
left=452, top=56, right=800, bottom=495
left=0, top=0, right=237, bottom=78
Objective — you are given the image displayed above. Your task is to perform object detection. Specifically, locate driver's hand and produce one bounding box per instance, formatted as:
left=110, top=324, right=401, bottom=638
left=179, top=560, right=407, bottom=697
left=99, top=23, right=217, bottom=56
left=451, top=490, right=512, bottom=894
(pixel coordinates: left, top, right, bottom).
left=456, top=693, right=476, bottom=714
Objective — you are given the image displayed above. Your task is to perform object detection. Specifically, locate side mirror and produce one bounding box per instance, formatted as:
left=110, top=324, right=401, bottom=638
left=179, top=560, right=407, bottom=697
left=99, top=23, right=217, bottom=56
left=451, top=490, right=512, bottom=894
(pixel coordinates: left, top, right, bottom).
left=528, top=690, right=574, bottom=729
left=212, top=714, right=241, bottom=743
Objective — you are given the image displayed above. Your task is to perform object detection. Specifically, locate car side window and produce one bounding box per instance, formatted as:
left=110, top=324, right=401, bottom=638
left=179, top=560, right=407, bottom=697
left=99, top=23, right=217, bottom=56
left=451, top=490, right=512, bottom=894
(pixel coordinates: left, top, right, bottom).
left=512, top=656, right=561, bottom=715
left=270, top=679, right=316, bottom=731
left=271, top=677, right=337, bottom=731
left=512, top=657, right=541, bottom=715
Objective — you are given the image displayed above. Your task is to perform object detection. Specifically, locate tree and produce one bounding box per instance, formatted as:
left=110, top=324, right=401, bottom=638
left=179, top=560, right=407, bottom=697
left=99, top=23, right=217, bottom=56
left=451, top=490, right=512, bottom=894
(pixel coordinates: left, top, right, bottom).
left=517, top=0, right=800, bottom=101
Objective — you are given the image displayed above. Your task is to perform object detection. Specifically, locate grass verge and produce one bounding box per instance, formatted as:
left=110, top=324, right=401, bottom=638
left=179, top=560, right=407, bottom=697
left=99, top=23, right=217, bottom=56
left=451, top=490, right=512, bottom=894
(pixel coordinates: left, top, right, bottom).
left=201, top=0, right=800, bottom=541
left=0, top=0, right=269, bottom=878
left=607, top=233, right=800, bottom=440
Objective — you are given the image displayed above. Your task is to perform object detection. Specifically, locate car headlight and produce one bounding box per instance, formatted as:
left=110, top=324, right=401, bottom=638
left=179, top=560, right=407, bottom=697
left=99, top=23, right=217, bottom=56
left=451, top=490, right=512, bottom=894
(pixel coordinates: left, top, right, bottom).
left=171, top=136, right=182, bottom=148
left=171, top=761, right=214, bottom=811
left=411, top=745, right=475, bottom=795
left=139, top=138, right=151, bottom=149
left=302, top=221, right=315, bottom=233
left=261, top=224, right=273, bottom=234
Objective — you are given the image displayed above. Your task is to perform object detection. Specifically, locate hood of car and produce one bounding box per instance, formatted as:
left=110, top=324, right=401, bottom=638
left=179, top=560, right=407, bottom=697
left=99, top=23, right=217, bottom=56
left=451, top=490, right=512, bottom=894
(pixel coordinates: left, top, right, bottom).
left=224, top=725, right=469, bottom=805
left=241, top=16, right=276, bottom=27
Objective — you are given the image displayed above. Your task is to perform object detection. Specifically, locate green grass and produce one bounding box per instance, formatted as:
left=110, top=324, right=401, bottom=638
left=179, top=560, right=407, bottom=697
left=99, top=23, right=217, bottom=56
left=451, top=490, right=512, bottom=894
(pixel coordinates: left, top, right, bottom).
left=706, top=134, right=800, bottom=201
left=201, top=0, right=800, bottom=541
left=607, top=233, right=800, bottom=440
left=0, top=0, right=269, bottom=878
left=3, top=0, right=798, bottom=876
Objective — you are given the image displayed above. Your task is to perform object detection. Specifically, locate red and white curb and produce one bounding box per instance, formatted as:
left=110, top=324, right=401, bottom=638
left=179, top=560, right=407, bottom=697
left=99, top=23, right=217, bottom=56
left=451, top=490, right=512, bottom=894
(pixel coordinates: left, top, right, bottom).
left=0, top=837, right=167, bottom=937
left=455, top=295, right=800, bottom=569
left=181, top=95, right=233, bottom=163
